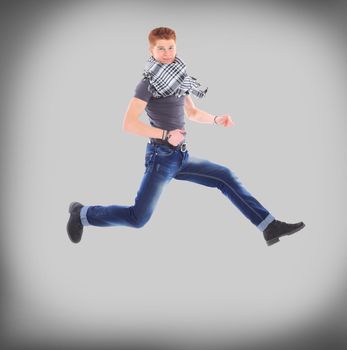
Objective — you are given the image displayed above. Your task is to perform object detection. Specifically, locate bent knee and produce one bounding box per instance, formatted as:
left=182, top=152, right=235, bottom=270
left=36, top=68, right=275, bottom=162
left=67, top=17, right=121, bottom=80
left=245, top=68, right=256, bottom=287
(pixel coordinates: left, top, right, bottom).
left=214, top=166, right=240, bottom=189
left=132, top=215, right=151, bottom=228
left=218, top=166, right=233, bottom=179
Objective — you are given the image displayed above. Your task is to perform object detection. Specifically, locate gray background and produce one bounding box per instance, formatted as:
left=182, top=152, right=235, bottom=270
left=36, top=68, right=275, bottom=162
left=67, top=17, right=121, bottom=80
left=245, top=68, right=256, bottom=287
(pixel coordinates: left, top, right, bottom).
left=1, top=0, right=347, bottom=349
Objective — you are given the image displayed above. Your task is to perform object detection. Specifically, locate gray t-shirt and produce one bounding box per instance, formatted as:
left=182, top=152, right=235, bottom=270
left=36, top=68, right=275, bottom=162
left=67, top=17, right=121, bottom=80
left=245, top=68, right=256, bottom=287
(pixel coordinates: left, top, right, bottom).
left=134, top=78, right=186, bottom=131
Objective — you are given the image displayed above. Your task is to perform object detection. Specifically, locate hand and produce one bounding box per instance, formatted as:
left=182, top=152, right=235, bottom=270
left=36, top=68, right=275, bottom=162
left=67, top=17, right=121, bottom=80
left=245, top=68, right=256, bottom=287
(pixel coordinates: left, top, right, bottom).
left=215, top=115, right=235, bottom=127
left=167, top=129, right=186, bottom=146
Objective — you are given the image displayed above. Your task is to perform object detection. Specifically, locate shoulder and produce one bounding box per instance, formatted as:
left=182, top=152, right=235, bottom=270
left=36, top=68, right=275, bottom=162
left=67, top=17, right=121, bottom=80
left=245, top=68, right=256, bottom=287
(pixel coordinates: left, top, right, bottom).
left=134, top=77, right=151, bottom=93
left=134, top=78, right=152, bottom=102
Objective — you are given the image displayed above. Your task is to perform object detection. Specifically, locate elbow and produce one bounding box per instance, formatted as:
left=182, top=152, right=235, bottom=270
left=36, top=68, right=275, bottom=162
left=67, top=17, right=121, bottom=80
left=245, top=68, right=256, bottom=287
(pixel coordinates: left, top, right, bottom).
left=122, top=121, right=130, bottom=132
left=122, top=118, right=133, bottom=133
left=123, top=112, right=140, bottom=133
left=188, top=108, right=198, bottom=121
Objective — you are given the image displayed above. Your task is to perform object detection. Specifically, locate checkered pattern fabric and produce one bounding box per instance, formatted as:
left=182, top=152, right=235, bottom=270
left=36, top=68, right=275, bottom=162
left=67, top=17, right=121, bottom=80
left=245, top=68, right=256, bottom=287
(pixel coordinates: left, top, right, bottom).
left=143, top=56, right=208, bottom=99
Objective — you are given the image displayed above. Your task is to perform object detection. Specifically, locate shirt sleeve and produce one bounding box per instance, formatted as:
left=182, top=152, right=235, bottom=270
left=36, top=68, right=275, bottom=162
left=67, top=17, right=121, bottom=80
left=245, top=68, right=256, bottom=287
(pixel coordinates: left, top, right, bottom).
left=134, top=78, right=152, bottom=102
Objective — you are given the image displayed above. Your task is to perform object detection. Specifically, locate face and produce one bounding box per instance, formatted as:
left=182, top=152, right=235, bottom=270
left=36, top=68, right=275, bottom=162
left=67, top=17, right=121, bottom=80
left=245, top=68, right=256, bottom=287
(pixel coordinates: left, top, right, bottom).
left=149, top=39, right=177, bottom=64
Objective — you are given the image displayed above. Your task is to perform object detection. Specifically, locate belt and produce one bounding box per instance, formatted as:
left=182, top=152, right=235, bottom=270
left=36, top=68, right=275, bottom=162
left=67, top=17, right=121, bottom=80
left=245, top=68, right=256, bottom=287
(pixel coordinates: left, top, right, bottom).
left=149, top=138, right=187, bottom=152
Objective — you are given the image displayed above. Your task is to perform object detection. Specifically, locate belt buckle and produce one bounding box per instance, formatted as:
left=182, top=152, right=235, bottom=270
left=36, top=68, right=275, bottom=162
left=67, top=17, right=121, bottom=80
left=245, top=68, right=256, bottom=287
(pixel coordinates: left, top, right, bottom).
left=180, top=142, right=187, bottom=152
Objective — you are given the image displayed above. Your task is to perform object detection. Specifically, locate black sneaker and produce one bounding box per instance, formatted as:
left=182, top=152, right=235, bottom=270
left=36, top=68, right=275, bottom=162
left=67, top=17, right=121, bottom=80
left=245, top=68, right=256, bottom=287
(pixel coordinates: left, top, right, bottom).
left=67, top=202, right=84, bottom=243
left=263, top=220, right=305, bottom=246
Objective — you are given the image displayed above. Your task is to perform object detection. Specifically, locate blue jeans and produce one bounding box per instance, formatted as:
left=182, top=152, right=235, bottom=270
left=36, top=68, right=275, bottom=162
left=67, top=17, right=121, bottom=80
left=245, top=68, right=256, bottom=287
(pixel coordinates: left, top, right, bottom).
left=80, top=142, right=275, bottom=231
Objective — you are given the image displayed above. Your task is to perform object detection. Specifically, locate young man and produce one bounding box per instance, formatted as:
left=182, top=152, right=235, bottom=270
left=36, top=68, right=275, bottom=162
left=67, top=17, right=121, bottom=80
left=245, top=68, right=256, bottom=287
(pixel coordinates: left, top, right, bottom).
left=67, top=27, right=305, bottom=246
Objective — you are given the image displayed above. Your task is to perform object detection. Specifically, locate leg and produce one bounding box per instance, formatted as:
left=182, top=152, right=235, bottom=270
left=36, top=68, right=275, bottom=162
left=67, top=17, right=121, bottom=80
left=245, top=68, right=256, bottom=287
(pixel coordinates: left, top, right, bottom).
left=80, top=142, right=180, bottom=228
left=81, top=172, right=170, bottom=228
left=174, top=154, right=275, bottom=231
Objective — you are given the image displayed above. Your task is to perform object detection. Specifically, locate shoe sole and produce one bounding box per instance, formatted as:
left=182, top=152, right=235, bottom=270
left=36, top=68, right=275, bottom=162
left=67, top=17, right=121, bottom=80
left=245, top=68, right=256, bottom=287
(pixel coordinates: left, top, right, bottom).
left=66, top=217, right=76, bottom=243
left=266, top=223, right=306, bottom=246
left=67, top=202, right=83, bottom=243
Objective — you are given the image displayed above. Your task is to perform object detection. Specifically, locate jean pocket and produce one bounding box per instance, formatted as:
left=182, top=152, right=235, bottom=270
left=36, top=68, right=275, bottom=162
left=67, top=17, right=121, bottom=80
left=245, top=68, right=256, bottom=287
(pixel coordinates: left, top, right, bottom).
left=156, top=145, right=175, bottom=157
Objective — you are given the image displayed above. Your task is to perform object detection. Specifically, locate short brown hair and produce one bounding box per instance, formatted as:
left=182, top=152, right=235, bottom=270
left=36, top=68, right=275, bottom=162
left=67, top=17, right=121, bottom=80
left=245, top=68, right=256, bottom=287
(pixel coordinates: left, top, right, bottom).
left=148, top=27, right=176, bottom=47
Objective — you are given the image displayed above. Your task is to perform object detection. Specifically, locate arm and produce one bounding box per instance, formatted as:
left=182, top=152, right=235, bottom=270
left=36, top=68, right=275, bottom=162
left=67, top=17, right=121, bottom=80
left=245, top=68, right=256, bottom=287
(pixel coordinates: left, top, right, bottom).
left=184, top=95, right=235, bottom=127
left=123, top=97, right=186, bottom=145
left=123, top=97, right=163, bottom=138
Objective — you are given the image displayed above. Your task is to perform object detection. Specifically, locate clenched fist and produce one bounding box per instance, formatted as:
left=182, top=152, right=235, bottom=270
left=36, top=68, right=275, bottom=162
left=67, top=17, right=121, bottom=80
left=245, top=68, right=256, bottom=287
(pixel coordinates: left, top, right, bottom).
left=167, top=129, right=186, bottom=146
left=215, top=115, right=235, bottom=127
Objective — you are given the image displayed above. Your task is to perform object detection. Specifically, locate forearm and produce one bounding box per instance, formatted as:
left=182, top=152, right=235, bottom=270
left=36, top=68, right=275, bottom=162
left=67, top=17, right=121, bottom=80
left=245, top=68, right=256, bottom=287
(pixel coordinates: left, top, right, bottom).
left=123, top=118, right=164, bottom=139
left=189, top=108, right=215, bottom=124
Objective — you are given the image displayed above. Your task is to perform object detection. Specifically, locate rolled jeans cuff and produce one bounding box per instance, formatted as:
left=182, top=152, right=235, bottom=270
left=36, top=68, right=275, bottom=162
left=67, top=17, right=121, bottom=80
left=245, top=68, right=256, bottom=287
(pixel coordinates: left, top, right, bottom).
left=80, top=206, right=90, bottom=226
left=257, top=214, right=275, bottom=232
